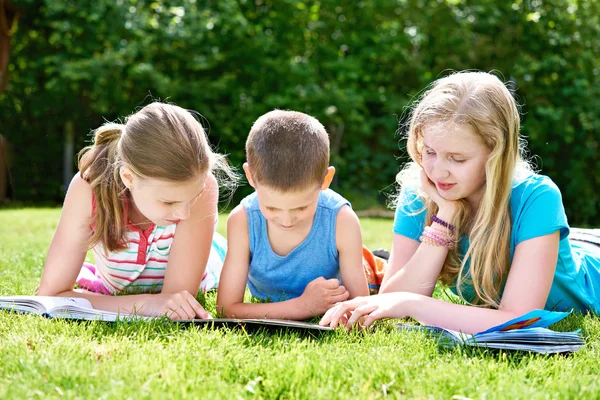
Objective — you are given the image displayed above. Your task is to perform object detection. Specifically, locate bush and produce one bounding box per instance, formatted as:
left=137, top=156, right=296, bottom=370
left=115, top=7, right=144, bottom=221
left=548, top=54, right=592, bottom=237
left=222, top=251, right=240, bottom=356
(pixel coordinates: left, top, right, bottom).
left=1, top=0, right=598, bottom=225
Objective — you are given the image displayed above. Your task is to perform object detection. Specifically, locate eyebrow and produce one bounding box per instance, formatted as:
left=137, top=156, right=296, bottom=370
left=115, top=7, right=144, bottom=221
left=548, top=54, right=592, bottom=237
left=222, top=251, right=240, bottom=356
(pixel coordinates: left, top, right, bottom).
left=159, top=186, right=205, bottom=203
left=266, top=204, right=310, bottom=210
left=423, top=144, right=466, bottom=156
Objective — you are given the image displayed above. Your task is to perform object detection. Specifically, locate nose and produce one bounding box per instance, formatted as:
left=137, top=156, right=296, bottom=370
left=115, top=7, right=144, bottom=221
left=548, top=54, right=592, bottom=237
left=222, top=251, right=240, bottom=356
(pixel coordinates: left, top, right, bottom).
left=430, top=158, right=450, bottom=180
left=280, top=211, right=294, bottom=226
left=172, top=203, right=192, bottom=220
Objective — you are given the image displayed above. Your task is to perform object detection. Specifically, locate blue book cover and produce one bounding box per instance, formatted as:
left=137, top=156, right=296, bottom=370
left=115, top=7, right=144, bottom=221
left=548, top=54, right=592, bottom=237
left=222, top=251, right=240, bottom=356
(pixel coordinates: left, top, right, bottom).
left=397, top=309, right=584, bottom=354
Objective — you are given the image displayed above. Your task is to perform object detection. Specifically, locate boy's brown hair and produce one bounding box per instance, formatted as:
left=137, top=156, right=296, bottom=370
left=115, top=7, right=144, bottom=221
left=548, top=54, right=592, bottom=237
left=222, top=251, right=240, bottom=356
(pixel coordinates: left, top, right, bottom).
left=246, top=110, right=330, bottom=191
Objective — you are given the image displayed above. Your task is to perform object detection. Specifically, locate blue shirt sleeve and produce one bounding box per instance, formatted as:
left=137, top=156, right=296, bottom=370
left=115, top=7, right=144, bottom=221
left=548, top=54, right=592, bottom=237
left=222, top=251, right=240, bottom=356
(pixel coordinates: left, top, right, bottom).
left=392, top=187, right=427, bottom=241
left=512, top=176, right=570, bottom=245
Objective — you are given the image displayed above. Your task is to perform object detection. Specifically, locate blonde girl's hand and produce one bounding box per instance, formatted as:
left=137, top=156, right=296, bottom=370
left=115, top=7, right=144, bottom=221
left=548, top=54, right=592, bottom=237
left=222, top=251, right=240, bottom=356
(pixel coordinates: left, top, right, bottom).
left=319, top=292, right=417, bottom=329
left=140, top=290, right=212, bottom=320
left=419, top=169, right=458, bottom=215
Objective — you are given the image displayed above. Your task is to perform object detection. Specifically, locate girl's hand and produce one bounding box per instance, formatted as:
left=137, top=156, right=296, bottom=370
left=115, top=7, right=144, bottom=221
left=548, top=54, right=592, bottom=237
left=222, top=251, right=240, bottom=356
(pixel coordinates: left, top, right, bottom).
left=140, top=290, right=212, bottom=320
left=420, top=169, right=458, bottom=215
left=319, top=292, right=418, bottom=329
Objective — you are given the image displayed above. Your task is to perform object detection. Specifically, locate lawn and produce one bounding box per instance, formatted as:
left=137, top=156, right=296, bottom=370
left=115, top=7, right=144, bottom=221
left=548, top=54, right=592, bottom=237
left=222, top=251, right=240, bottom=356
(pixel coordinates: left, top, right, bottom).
left=1, top=208, right=599, bottom=399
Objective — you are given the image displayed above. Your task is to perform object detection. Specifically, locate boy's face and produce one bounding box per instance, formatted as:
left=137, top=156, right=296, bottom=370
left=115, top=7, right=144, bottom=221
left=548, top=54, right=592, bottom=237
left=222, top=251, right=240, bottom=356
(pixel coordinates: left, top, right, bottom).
left=254, top=184, right=322, bottom=231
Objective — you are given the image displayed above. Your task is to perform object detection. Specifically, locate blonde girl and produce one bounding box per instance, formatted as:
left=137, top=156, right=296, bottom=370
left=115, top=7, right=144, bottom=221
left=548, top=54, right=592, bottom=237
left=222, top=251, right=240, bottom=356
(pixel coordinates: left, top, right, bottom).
left=321, top=71, right=600, bottom=333
left=38, top=102, right=235, bottom=320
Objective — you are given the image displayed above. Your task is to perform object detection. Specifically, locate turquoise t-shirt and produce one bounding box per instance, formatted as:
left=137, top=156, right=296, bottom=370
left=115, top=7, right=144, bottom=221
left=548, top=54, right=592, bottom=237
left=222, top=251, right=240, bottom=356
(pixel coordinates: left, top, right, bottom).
left=393, top=173, right=600, bottom=314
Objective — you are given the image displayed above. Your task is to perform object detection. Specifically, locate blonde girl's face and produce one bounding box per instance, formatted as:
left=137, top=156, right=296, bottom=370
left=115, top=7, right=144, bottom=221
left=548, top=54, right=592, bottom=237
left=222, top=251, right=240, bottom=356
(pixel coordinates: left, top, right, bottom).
left=124, top=171, right=207, bottom=227
left=420, top=123, right=491, bottom=208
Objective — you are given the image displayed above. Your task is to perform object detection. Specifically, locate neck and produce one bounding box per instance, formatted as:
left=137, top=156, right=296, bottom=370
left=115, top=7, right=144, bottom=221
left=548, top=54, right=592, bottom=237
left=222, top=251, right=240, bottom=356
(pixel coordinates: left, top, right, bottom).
left=126, top=195, right=152, bottom=229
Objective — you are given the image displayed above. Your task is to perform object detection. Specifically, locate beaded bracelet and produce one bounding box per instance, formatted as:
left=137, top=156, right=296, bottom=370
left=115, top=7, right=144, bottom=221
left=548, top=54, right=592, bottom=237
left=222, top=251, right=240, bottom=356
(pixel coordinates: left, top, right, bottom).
left=431, top=214, right=455, bottom=231
left=420, top=226, right=455, bottom=249
left=425, top=226, right=451, bottom=246
left=428, top=226, right=455, bottom=248
left=420, top=234, right=443, bottom=247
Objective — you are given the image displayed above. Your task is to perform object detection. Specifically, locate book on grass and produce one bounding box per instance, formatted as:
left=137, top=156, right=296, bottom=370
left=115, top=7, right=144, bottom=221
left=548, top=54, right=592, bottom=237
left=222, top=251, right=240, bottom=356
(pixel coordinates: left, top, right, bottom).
left=0, top=296, right=149, bottom=321
left=397, top=309, right=584, bottom=354
left=0, top=296, right=332, bottom=332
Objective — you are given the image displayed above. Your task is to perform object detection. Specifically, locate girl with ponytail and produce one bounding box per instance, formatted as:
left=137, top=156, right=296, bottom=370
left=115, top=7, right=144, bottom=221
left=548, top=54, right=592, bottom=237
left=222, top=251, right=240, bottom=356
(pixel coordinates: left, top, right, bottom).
left=321, top=71, right=600, bottom=333
left=38, top=102, right=237, bottom=319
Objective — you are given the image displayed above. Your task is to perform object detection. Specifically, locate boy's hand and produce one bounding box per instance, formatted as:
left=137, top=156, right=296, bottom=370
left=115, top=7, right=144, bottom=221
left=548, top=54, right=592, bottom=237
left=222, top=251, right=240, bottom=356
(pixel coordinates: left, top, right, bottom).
left=299, top=277, right=349, bottom=316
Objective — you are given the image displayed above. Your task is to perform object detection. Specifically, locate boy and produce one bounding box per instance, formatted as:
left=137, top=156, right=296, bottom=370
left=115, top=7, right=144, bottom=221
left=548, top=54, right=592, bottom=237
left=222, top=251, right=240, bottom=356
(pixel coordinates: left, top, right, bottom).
left=217, top=110, right=370, bottom=320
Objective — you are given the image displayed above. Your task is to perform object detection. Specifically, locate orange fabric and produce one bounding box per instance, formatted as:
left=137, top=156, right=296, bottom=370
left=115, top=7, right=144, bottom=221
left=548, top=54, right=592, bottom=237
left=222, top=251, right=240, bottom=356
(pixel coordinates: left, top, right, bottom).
left=362, top=246, right=387, bottom=295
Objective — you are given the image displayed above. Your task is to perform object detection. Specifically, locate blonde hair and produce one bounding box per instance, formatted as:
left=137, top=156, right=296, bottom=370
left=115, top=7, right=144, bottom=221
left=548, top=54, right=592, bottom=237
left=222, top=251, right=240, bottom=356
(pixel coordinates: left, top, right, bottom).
left=397, top=71, right=532, bottom=308
left=78, top=102, right=237, bottom=252
left=246, top=110, right=329, bottom=191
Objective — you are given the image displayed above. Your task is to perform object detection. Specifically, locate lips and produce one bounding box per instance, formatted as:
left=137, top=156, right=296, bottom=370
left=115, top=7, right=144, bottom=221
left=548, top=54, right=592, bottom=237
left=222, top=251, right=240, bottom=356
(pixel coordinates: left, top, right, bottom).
left=166, top=219, right=181, bottom=224
left=437, top=182, right=456, bottom=191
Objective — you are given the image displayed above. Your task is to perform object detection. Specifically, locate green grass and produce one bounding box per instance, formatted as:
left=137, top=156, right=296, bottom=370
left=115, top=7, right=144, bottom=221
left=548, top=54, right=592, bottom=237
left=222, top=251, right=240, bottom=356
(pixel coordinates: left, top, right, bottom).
left=1, top=208, right=599, bottom=399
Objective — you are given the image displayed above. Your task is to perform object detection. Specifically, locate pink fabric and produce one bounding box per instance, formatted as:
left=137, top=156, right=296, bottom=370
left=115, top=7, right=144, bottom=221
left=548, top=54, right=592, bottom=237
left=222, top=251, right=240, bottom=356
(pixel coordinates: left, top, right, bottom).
left=76, top=262, right=111, bottom=295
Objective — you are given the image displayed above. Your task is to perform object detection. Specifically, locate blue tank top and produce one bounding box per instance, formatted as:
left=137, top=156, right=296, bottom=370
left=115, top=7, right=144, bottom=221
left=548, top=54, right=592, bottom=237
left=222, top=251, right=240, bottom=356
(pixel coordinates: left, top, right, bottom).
left=243, top=188, right=349, bottom=301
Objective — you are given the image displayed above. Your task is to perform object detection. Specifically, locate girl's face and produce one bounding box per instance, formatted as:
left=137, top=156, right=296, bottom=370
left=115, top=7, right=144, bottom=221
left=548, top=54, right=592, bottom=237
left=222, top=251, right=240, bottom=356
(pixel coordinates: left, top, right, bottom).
left=123, top=170, right=207, bottom=227
left=420, top=123, right=491, bottom=209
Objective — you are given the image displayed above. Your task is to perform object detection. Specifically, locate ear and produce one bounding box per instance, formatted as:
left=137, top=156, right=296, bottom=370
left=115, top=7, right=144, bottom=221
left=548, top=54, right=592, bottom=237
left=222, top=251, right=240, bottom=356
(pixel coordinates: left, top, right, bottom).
left=243, top=162, right=256, bottom=188
left=320, top=166, right=335, bottom=190
left=119, top=166, right=136, bottom=190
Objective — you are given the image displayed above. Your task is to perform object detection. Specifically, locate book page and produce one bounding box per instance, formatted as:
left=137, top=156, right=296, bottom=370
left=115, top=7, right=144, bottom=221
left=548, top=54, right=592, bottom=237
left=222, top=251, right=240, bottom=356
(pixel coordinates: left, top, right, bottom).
left=0, top=296, right=93, bottom=315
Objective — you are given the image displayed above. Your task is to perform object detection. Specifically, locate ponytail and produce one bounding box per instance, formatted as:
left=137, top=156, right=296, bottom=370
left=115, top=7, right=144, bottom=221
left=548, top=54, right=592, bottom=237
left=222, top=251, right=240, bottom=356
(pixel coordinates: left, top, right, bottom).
left=78, top=123, right=127, bottom=252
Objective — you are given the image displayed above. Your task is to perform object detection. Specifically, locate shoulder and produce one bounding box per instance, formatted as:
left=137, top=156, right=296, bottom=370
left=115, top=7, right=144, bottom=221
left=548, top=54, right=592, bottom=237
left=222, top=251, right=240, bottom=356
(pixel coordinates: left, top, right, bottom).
left=69, top=172, right=92, bottom=193
left=511, top=173, right=563, bottom=210
left=240, top=191, right=259, bottom=211
left=335, top=205, right=361, bottom=247
left=335, top=204, right=360, bottom=228
left=65, top=173, right=93, bottom=218
left=393, top=184, right=426, bottom=239
left=202, top=173, right=219, bottom=203
left=511, top=173, right=569, bottom=242
left=318, top=189, right=350, bottom=210
left=187, top=171, right=219, bottom=211
left=226, top=204, right=250, bottom=244
left=394, top=184, right=426, bottom=214
left=228, top=203, right=249, bottom=228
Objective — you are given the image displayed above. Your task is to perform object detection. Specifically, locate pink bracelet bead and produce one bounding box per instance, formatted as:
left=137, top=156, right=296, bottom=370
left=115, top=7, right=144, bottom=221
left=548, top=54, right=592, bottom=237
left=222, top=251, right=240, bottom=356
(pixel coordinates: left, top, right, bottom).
left=423, top=226, right=455, bottom=248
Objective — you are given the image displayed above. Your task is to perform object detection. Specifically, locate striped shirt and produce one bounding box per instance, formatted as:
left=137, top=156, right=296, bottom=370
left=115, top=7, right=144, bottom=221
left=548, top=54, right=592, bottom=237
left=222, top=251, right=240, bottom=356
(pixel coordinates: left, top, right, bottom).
left=84, top=194, right=225, bottom=295
left=89, top=194, right=177, bottom=294
left=92, top=222, right=177, bottom=294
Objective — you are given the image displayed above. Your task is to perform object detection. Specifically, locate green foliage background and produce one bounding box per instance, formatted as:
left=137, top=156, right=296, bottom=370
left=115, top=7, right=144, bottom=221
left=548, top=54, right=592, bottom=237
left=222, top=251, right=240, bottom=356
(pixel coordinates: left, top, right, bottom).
left=1, top=0, right=598, bottom=225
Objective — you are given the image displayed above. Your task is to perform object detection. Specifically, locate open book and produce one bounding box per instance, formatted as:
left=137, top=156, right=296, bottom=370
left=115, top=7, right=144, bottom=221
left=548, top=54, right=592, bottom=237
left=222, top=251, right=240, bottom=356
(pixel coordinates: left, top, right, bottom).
left=0, top=296, right=332, bottom=332
left=397, top=309, right=584, bottom=354
left=0, top=296, right=148, bottom=321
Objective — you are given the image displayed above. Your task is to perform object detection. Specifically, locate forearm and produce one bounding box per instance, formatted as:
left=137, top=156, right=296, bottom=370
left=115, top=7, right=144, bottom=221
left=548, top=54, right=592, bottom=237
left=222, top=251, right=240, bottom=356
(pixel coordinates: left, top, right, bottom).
left=219, top=297, right=315, bottom=320
left=407, top=294, right=523, bottom=334
left=341, top=268, right=369, bottom=299
left=54, top=290, right=152, bottom=315
left=380, top=244, right=448, bottom=296
left=381, top=209, right=455, bottom=296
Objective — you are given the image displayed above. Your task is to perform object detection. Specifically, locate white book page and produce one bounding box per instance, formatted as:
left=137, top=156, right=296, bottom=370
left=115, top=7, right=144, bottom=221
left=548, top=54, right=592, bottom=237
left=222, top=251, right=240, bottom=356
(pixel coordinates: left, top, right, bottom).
left=0, top=296, right=143, bottom=321
left=0, top=296, right=93, bottom=315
